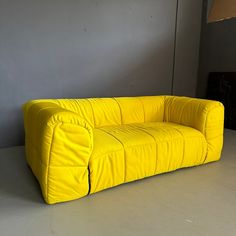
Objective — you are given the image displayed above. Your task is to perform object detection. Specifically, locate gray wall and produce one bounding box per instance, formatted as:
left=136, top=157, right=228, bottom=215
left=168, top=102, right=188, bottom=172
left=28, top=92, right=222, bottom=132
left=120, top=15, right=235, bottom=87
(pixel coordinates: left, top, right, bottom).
left=173, top=0, right=203, bottom=96
left=197, top=0, right=236, bottom=98
left=0, top=0, right=203, bottom=147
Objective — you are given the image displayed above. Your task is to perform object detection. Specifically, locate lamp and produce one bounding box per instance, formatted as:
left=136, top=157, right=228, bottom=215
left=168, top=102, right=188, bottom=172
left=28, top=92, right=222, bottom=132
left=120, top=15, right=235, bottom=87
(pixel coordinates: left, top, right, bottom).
left=208, top=0, right=236, bottom=23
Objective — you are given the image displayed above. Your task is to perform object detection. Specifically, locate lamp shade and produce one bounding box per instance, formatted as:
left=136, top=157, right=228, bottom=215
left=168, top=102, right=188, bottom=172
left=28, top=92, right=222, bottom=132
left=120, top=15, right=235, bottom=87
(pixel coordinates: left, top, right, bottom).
left=208, top=0, right=236, bottom=22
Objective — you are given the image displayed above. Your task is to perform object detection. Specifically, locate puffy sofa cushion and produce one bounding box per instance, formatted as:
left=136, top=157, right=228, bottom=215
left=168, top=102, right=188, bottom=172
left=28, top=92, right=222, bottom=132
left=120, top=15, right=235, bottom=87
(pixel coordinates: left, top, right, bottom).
left=23, top=96, right=224, bottom=204
left=90, top=122, right=207, bottom=193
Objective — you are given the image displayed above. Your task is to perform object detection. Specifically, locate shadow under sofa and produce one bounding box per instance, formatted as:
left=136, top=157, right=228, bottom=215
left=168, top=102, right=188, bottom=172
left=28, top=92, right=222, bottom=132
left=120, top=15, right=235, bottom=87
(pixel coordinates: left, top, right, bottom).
left=23, top=95, right=224, bottom=204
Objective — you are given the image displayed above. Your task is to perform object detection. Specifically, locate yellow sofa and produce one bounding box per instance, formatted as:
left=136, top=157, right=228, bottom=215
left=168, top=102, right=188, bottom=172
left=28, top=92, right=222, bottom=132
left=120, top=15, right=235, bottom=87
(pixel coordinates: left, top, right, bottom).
left=23, top=96, right=224, bottom=204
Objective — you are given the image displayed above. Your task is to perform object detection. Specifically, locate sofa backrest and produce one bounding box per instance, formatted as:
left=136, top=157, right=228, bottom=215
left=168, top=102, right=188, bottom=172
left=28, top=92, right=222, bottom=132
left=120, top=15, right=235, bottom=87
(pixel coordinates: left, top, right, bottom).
left=53, top=96, right=165, bottom=128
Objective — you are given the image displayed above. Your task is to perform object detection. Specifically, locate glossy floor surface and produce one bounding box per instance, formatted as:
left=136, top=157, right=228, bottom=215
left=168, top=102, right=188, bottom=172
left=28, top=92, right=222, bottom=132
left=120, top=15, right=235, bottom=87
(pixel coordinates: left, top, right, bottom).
left=0, top=129, right=236, bottom=236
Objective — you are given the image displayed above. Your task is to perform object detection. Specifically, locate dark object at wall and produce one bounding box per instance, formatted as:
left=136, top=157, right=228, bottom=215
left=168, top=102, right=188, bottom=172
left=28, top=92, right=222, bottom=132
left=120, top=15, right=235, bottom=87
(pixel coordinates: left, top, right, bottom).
left=207, top=72, right=236, bottom=130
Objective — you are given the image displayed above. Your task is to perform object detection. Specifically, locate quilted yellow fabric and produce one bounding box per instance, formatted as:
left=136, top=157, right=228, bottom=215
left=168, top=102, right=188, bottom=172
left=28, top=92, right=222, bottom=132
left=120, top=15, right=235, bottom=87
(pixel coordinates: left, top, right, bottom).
left=23, top=96, right=224, bottom=204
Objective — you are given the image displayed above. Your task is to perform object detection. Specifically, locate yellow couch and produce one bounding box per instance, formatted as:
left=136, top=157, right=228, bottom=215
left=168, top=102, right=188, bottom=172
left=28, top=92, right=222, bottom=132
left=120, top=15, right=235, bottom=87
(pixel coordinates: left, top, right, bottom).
left=23, top=96, right=224, bottom=204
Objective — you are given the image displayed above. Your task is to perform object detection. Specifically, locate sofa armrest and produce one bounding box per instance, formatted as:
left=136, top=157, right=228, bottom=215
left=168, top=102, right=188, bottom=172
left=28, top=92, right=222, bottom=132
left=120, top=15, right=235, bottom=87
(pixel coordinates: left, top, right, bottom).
left=23, top=101, right=93, bottom=204
left=164, top=96, right=224, bottom=163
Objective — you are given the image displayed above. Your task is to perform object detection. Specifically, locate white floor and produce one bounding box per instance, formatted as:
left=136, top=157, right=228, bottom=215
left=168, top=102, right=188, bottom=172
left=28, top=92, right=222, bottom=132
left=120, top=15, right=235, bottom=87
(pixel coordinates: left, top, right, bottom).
left=0, top=129, right=236, bottom=236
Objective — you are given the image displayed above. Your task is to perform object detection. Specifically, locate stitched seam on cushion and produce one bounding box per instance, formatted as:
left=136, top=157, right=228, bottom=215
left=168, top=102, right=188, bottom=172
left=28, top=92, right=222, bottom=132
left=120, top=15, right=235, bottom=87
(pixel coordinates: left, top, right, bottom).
left=46, top=122, right=61, bottom=203
left=164, top=96, right=174, bottom=122
left=74, top=100, right=85, bottom=119
left=180, top=99, right=194, bottom=124
left=112, top=98, right=123, bottom=125
left=99, top=129, right=164, bottom=146
left=87, top=99, right=96, bottom=127
left=98, top=128, right=126, bottom=182
left=205, top=134, right=223, bottom=140
left=170, top=126, right=186, bottom=167
left=138, top=98, right=146, bottom=122
left=133, top=126, right=158, bottom=174
left=163, top=96, right=167, bottom=122
left=201, top=138, right=208, bottom=165
left=80, top=100, right=95, bottom=127
left=161, top=96, right=165, bottom=122
left=163, top=96, right=172, bottom=122
left=99, top=127, right=192, bottom=142
left=90, top=148, right=125, bottom=162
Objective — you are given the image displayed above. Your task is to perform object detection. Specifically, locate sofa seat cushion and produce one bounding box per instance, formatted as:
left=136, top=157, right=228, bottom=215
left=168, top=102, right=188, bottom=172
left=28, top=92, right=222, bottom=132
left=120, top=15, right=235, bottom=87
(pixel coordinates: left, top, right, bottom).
left=89, top=122, right=207, bottom=194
